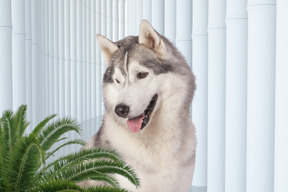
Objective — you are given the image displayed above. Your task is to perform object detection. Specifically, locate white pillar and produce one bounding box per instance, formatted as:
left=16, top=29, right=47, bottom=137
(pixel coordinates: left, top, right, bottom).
left=25, top=0, right=33, bottom=126
left=142, top=0, right=151, bottom=22
left=12, top=0, right=26, bottom=110
left=225, top=1, right=247, bottom=192
left=70, top=0, right=77, bottom=119
left=151, top=0, right=164, bottom=34
left=91, top=0, right=96, bottom=118
left=191, top=0, right=208, bottom=189
left=0, top=0, right=13, bottom=112
left=126, top=0, right=137, bottom=35
left=53, top=0, right=59, bottom=117
left=274, top=1, right=288, bottom=192
left=43, top=0, right=49, bottom=117
left=119, top=0, right=125, bottom=39
left=112, top=0, right=119, bottom=41
left=96, top=0, right=102, bottom=117
left=164, top=0, right=176, bottom=43
left=136, top=0, right=143, bottom=30
left=246, top=1, right=276, bottom=192
left=176, top=0, right=192, bottom=67
left=59, top=0, right=65, bottom=118
left=86, top=0, right=91, bottom=120
left=48, top=0, right=54, bottom=115
left=107, top=0, right=112, bottom=40
left=82, top=0, right=87, bottom=121
left=207, top=0, right=226, bottom=192
left=76, top=0, right=83, bottom=122
left=64, top=0, right=71, bottom=117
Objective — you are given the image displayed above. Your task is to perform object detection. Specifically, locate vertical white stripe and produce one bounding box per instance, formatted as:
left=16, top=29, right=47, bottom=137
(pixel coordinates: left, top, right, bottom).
left=70, top=0, right=77, bottom=119
left=126, top=0, right=137, bottom=35
left=12, top=0, right=26, bottom=110
left=77, top=0, right=83, bottom=123
left=119, top=0, right=125, bottom=39
left=53, top=0, right=59, bottom=117
left=48, top=0, right=54, bottom=115
left=274, top=1, right=288, bottom=191
left=86, top=0, right=91, bottom=120
left=225, top=0, right=247, bottom=192
left=25, top=0, right=33, bottom=127
left=0, top=0, right=13, bottom=112
left=112, top=0, right=119, bottom=41
left=192, top=0, right=208, bottom=188
left=142, top=0, right=151, bottom=22
left=207, top=0, right=226, bottom=191
left=96, top=0, right=102, bottom=118
left=151, top=0, right=164, bottom=34
left=107, top=0, right=113, bottom=40
left=136, top=0, right=143, bottom=29
left=59, top=0, right=65, bottom=118
left=246, top=1, right=276, bottom=192
left=82, top=0, right=87, bottom=121
left=65, top=0, right=71, bottom=117
left=91, top=0, right=96, bottom=118
left=164, top=0, right=176, bottom=43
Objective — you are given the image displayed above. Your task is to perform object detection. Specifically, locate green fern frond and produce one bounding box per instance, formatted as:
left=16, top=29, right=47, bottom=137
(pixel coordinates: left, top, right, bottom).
left=46, top=139, right=86, bottom=160
left=12, top=105, right=29, bottom=138
left=45, top=148, right=125, bottom=171
left=38, top=117, right=81, bottom=151
left=0, top=110, right=14, bottom=154
left=88, top=172, right=120, bottom=187
left=85, top=185, right=131, bottom=192
left=31, top=114, right=57, bottom=137
left=31, top=179, right=85, bottom=192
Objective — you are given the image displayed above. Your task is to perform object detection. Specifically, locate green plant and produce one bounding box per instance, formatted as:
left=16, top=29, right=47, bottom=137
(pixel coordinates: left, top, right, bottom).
left=0, top=105, right=139, bottom=192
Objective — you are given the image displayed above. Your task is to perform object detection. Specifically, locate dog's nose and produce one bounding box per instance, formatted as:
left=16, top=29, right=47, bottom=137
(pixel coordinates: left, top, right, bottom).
left=115, top=104, right=129, bottom=118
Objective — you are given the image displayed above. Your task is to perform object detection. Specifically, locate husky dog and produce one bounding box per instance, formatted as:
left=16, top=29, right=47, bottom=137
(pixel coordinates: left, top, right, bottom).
left=83, top=20, right=196, bottom=192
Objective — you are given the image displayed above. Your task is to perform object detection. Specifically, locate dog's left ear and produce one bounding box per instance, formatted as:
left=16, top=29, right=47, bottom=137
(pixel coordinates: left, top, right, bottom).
left=138, top=20, right=166, bottom=56
left=96, top=34, right=118, bottom=66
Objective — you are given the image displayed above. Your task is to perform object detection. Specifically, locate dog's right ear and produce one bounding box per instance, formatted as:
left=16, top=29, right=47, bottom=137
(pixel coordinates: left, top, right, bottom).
left=96, top=34, right=118, bottom=66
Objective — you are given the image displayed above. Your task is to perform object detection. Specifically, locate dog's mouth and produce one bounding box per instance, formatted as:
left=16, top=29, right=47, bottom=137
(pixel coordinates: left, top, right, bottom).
left=126, top=94, right=158, bottom=133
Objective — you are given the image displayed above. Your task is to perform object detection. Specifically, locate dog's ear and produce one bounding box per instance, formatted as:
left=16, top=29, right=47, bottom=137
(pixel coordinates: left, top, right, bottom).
left=96, top=34, right=118, bottom=66
left=138, top=20, right=166, bottom=56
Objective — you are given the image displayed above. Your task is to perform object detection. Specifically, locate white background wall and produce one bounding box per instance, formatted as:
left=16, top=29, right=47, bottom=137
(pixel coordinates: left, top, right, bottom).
left=0, top=0, right=287, bottom=191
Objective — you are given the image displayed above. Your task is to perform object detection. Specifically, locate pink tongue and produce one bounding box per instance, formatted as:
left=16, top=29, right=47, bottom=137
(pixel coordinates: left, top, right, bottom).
left=127, top=115, right=145, bottom=133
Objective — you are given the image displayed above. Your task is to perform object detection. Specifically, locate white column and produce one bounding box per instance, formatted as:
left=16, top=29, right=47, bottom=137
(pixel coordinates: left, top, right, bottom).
left=142, top=0, right=151, bottom=22
left=126, top=0, right=137, bottom=35
left=119, top=0, right=125, bottom=39
left=274, top=1, right=288, bottom=192
left=136, top=0, right=143, bottom=30
left=12, top=0, right=26, bottom=110
left=43, top=0, right=49, bottom=116
left=0, top=0, right=13, bottom=112
left=112, top=0, right=119, bottom=41
left=164, top=0, right=176, bottom=43
left=64, top=0, right=71, bottom=117
left=107, top=0, right=112, bottom=40
left=246, top=1, right=276, bottom=192
left=53, top=0, right=59, bottom=117
left=207, top=0, right=226, bottom=192
left=225, top=1, right=247, bottom=192
left=70, top=0, right=77, bottom=119
left=91, top=0, right=96, bottom=118
left=96, top=0, right=102, bottom=117
left=82, top=0, right=87, bottom=121
left=25, top=0, right=33, bottom=126
left=59, top=0, right=65, bottom=118
left=48, top=0, right=54, bottom=115
left=86, top=0, right=91, bottom=120
left=151, top=0, right=164, bottom=34
left=191, top=0, right=208, bottom=189
left=76, top=0, right=83, bottom=122
left=176, top=0, right=192, bottom=67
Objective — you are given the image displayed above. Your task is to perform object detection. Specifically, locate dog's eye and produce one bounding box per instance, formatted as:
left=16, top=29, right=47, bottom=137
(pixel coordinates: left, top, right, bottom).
left=115, top=79, right=120, bottom=84
left=137, top=72, right=149, bottom=79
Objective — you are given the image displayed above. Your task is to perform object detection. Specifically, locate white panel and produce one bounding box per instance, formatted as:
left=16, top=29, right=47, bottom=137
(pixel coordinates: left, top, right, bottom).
left=151, top=0, right=164, bottom=34
left=65, top=0, right=71, bottom=117
left=164, top=0, right=176, bottom=43
left=192, top=0, right=208, bottom=187
left=126, top=0, right=137, bottom=35
left=207, top=0, right=226, bottom=191
left=96, top=0, right=102, bottom=117
left=176, top=0, right=192, bottom=67
left=48, top=0, right=54, bottom=115
left=225, top=0, right=247, bottom=192
left=12, top=0, right=26, bottom=110
left=112, top=0, right=119, bottom=41
left=91, top=0, right=96, bottom=118
left=70, top=0, right=77, bottom=119
left=136, top=0, right=143, bottom=29
left=246, top=1, right=276, bottom=192
left=44, top=0, right=49, bottom=117
left=274, top=1, right=288, bottom=191
left=0, top=0, right=13, bottom=112
left=119, top=0, right=125, bottom=38
left=25, top=0, right=33, bottom=127
left=142, top=0, right=151, bottom=22
left=59, top=0, right=65, bottom=118
left=82, top=0, right=87, bottom=121
left=53, top=0, right=59, bottom=117
left=107, top=0, right=113, bottom=39
left=86, top=0, right=91, bottom=119
left=77, top=0, right=83, bottom=122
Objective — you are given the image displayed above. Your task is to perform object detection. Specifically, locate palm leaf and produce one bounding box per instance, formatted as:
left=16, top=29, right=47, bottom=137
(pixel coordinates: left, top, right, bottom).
left=0, top=110, right=14, bottom=156
left=12, top=105, right=30, bottom=138
left=31, top=114, right=57, bottom=137
left=37, top=117, right=81, bottom=151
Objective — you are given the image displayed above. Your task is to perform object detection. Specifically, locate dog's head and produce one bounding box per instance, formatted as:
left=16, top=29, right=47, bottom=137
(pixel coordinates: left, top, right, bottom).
left=97, top=20, right=195, bottom=133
